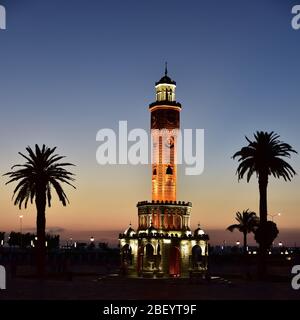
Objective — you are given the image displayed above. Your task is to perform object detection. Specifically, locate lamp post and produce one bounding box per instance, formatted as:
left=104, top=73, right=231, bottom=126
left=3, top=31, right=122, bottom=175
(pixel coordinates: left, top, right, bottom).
left=236, top=240, right=240, bottom=253
left=19, top=215, right=23, bottom=233
left=278, top=241, right=283, bottom=254
left=19, top=215, right=23, bottom=248
left=90, top=236, right=95, bottom=249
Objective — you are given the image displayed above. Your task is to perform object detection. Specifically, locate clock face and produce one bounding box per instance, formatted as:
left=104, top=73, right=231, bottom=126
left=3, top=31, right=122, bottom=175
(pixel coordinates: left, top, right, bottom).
left=165, top=136, right=174, bottom=148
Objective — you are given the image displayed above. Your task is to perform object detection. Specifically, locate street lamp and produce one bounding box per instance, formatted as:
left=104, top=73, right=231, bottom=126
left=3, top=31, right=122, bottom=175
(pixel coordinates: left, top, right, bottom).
left=90, top=236, right=95, bottom=243
left=19, top=215, right=23, bottom=233
left=268, top=213, right=281, bottom=222
left=279, top=241, right=283, bottom=247
left=19, top=215, right=23, bottom=248
left=236, top=240, right=240, bottom=246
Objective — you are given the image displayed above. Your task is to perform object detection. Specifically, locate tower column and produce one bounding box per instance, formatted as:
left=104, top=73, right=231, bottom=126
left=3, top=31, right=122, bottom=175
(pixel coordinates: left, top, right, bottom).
left=150, top=66, right=181, bottom=203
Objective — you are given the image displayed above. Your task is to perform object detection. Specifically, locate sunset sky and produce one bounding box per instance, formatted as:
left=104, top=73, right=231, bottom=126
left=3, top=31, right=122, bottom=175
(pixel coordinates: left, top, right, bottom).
left=0, top=0, right=299, bottom=246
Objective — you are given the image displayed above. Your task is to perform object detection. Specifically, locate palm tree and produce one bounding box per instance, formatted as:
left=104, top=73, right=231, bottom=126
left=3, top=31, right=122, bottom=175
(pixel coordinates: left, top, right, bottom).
left=227, top=209, right=259, bottom=254
left=233, top=131, right=297, bottom=277
left=4, top=144, right=75, bottom=277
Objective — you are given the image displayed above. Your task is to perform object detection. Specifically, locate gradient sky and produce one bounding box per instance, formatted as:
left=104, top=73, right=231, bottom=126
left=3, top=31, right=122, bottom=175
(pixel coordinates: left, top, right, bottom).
left=0, top=0, right=300, bottom=245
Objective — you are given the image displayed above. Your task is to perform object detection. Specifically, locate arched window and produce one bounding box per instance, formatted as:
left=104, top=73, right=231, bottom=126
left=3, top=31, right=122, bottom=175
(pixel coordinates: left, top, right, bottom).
left=166, top=166, right=173, bottom=175
left=121, top=244, right=133, bottom=265
left=153, top=168, right=157, bottom=175
left=192, top=245, right=203, bottom=269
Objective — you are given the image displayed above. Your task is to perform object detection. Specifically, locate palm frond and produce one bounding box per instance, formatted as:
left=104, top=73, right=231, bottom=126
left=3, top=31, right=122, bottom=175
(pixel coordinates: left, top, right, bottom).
left=4, top=144, right=75, bottom=209
left=233, top=131, right=297, bottom=183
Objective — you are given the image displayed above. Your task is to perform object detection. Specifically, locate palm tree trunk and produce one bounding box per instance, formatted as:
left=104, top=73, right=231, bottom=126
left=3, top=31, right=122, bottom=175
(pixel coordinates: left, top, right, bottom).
left=243, top=232, right=247, bottom=255
left=258, top=172, right=268, bottom=279
left=259, top=175, right=268, bottom=225
left=36, top=185, right=46, bottom=278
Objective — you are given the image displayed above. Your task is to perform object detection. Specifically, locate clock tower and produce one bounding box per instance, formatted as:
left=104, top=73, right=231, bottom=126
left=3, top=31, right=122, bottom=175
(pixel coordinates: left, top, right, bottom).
left=119, top=66, right=209, bottom=278
left=150, top=63, right=181, bottom=202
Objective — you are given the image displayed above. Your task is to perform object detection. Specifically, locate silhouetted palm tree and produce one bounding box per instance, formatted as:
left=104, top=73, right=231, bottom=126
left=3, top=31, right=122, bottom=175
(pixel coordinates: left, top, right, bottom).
left=4, top=144, right=75, bottom=277
left=227, top=209, right=259, bottom=254
left=233, top=131, right=297, bottom=277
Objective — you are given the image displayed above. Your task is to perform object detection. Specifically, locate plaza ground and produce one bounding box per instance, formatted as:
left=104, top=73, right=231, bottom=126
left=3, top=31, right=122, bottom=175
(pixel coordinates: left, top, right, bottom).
left=1, top=273, right=299, bottom=300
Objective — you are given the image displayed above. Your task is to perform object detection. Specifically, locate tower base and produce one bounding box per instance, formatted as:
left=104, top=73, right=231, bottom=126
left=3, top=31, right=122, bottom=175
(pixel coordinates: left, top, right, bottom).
left=119, top=200, right=209, bottom=279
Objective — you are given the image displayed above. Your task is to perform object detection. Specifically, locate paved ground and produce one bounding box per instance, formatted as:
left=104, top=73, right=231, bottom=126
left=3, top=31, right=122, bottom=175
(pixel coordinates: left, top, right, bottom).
left=0, top=275, right=299, bottom=300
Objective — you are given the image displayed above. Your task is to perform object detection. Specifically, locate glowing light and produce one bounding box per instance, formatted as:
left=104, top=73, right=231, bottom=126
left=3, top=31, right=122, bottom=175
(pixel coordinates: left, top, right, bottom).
left=155, top=84, right=176, bottom=88
left=163, top=239, right=171, bottom=244
left=130, top=241, right=137, bottom=252
left=181, top=243, right=189, bottom=255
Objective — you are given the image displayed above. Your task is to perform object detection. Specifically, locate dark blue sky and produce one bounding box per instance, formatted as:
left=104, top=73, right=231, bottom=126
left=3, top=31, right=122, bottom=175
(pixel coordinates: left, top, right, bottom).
left=0, top=0, right=299, bottom=242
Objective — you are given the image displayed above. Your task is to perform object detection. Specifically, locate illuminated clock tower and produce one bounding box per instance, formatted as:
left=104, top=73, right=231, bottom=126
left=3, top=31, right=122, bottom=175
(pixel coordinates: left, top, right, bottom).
left=119, top=66, right=209, bottom=278
left=150, top=64, right=181, bottom=202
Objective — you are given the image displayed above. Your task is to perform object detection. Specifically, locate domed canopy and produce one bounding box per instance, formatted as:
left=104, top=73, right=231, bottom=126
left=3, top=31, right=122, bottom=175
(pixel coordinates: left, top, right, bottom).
left=194, top=224, right=205, bottom=236
left=155, top=62, right=176, bottom=86
left=124, top=223, right=136, bottom=236
left=156, top=75, right=176, bottom=86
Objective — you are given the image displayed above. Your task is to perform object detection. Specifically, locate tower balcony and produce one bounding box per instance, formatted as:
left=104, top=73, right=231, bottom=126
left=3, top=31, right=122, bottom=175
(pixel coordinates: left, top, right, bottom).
left=137, top=200, right=192, bottom=207
left=136, top=200, right=192, bottom=231
left=149, top=100, right=182, bottom=110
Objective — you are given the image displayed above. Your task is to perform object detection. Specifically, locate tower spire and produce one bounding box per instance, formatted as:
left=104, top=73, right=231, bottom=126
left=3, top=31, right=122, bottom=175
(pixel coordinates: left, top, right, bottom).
left=165, top=61, right=168, bottom=76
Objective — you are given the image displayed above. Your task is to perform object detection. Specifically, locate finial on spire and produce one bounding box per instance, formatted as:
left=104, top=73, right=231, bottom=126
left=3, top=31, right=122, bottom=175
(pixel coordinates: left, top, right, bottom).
left=165, top=61, right=168, bottom=76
